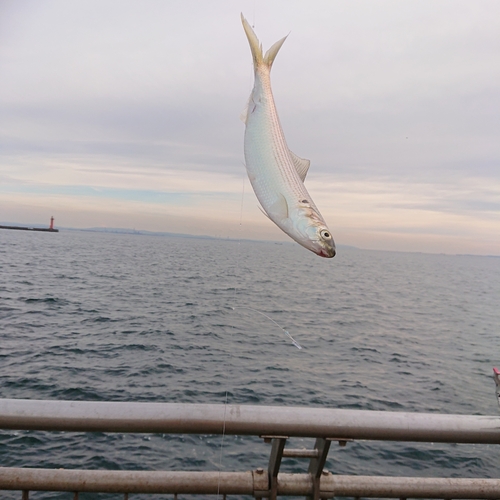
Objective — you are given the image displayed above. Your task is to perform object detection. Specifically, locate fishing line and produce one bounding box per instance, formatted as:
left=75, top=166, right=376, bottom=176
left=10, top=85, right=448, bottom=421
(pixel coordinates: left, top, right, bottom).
left=216, top=173, right=246, bottom=500
left=232, top=306, right=303, bottom=349
left=230, top=170, right=303, bottom=350
left=217, top=170, right=305, bottom=499
left=217, top=11, right=303, bottom=493
left=217, top=173, right=303, bottom=496
left=216, top=387, right=229, bottom=499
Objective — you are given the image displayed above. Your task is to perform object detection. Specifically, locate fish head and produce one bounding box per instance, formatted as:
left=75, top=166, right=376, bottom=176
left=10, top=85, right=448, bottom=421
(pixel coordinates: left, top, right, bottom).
left=308, top=225, right=336, bottom=258
left=291, top=206, right=336, bottom=258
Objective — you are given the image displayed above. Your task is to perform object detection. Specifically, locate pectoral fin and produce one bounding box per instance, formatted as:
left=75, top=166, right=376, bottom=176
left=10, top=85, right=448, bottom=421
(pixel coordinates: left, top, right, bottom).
left=288, top=150, right=310, bottom=182
left=267, top=193, right=289, bottom=220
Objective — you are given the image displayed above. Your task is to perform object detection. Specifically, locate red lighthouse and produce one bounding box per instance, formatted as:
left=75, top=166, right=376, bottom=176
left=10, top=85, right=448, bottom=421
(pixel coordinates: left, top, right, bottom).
left=50, top=216, right=54, bottom=230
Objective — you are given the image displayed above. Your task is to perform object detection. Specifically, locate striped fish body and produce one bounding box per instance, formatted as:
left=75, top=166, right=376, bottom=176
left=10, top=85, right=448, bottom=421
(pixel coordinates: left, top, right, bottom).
left=241, top=15, right=335, bottom=258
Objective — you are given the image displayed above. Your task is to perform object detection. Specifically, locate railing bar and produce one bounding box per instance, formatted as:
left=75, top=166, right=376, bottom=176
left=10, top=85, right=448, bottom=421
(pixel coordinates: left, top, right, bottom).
left=2, top=399, right=500, bottom=443
left=2, top=471, right=500, bottom=497
left=282, top=449, right=319, bottom=458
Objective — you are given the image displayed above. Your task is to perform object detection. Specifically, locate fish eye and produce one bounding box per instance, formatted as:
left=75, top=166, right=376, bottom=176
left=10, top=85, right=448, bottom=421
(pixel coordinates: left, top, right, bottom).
left=320, top=229, right=331, bottom=240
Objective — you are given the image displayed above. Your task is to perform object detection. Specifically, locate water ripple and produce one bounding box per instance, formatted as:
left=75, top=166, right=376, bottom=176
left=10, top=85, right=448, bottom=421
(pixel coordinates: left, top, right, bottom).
left=1, top=230, right=500, bottom=500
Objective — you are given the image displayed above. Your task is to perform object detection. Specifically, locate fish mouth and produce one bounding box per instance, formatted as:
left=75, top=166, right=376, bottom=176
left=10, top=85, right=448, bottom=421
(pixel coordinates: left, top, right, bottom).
left=317, top=247, right=336, bottom=258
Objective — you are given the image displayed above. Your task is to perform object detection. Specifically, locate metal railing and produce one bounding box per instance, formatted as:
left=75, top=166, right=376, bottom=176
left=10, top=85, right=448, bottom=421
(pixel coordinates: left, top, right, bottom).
left=1, top=398, right=500, bottom=498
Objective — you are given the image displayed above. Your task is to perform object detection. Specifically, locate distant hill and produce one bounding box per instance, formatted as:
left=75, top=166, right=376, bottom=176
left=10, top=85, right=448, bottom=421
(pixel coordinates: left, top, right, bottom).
left=65, top=226, right=218, bottom=240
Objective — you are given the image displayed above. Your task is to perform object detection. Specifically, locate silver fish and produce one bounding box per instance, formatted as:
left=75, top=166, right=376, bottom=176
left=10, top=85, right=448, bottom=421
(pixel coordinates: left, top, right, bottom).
left=241, top=14, right=335, bottom=258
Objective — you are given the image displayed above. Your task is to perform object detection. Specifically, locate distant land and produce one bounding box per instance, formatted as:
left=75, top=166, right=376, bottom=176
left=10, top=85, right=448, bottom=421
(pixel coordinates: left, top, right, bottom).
left=66, top=226, right=218, bottom=240
left=1, top=222, right=224, bottom=241
left=0, top=221, right=360, bottom=250
left=2, top=222, right=498, bottom=257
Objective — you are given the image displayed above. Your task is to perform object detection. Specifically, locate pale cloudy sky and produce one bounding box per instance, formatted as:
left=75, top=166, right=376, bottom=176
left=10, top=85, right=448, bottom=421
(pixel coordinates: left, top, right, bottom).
left=1, top=0, right=499, bottom=255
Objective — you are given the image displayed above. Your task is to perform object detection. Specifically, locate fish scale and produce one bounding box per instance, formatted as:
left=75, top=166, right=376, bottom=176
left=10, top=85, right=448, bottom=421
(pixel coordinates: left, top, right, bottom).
left=244, top=61, right=312, bottom=207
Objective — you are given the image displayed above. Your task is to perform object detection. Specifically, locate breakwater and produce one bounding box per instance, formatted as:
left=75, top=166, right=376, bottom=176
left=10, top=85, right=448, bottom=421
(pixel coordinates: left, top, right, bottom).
left=0, top=225, right=59, bottom=232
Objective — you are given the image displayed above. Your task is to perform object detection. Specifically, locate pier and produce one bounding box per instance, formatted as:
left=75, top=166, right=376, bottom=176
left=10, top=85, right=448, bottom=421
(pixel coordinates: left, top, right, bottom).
left=1, top=399, right=500, bottom=498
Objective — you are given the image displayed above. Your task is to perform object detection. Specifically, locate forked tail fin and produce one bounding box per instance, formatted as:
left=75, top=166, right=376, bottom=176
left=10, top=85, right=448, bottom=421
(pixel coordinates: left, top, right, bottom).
left=241, top=13, right=287, bottom=70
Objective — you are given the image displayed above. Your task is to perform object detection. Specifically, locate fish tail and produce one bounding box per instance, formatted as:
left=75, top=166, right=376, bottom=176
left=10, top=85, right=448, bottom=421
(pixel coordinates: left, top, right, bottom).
left=241, top=13, right=287, bottom=71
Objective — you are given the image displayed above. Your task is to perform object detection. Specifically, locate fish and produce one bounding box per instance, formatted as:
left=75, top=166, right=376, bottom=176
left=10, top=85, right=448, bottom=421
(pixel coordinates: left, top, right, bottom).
left=240, top=14, right=335, bottom=258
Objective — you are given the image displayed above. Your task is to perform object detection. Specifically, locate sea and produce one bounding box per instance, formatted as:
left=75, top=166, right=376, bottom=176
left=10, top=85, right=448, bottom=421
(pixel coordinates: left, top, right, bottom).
left=1, top=228, right=500, bottom=499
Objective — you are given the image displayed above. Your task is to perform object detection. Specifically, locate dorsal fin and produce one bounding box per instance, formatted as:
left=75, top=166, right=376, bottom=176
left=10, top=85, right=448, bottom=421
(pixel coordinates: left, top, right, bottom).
left=288, top=150, right=311, bottom=182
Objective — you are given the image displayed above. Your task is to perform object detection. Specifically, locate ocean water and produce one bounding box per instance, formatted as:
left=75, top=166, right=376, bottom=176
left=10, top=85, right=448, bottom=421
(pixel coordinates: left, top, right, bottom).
left=1, top=229, right=500, bottom=499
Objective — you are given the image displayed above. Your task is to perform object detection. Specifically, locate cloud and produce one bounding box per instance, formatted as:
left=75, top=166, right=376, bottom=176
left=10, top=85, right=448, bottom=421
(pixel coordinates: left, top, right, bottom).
left=1, top=0, right=499, bottom=254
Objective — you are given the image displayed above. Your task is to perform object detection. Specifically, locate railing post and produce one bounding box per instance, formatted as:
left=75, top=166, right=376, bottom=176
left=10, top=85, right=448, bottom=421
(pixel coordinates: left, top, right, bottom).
left=268, top=437, right=287, bottom=500
left=22, top=491, right=29, bottom=500
left=306, top=438, right=331, bottom=500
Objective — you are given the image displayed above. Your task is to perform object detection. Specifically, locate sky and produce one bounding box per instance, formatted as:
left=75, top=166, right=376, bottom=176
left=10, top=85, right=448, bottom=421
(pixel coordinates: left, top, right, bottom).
left=1, top=0, right=499, bottom=255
